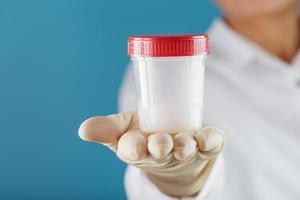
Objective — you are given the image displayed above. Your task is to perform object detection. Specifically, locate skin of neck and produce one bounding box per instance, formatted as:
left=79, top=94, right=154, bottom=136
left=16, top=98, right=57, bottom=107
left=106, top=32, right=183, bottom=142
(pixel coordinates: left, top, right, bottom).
left=224, top=5, right=300, bottom=63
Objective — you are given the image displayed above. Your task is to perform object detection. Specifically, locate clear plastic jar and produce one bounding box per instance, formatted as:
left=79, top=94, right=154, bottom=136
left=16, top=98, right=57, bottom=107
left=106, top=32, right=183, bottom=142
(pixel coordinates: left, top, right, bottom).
left=128, top=35, right=209, bottom=133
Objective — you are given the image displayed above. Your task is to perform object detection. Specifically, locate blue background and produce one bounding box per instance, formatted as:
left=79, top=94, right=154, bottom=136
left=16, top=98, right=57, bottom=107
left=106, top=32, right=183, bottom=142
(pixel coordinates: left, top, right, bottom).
left=0, top=0, right=219, bottom=199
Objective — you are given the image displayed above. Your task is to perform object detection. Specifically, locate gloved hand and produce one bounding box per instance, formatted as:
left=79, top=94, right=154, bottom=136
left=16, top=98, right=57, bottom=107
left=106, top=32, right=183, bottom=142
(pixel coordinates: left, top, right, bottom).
left=78, top=112, right=225, bottom=198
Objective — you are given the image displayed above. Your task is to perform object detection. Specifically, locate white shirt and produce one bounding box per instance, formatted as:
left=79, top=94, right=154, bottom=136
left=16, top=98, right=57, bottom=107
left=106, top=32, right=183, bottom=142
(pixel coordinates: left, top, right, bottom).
left=118, top=19, right=300, bottom=200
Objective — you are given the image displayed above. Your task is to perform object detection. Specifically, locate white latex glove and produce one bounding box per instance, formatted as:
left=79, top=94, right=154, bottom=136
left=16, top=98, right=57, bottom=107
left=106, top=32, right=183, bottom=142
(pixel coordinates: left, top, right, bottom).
left=79, top=112, right=225, bottom=198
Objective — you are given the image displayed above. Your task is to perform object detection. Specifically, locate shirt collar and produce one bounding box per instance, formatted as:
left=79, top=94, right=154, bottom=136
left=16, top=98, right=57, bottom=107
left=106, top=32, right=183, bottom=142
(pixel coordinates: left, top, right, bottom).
left=208, top=19, right=257, bottom=66
left=207, top=19, right=300, bottom=71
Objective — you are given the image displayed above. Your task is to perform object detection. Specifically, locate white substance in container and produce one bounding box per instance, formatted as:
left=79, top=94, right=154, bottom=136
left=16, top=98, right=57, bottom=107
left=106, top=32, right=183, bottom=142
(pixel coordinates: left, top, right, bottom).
left=132, top=56, right=205, bottom=133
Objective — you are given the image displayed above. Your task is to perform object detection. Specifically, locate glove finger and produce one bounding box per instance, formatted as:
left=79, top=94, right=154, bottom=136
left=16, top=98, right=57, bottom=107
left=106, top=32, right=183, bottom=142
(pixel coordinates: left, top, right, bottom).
left=147, top=133, right=174, bottom=160
left=116, top=130, right=147, bottom=162
left=78, top=112, right=138, bottom=151
left=195, top=126, right=225, bottom=159
left=173, top=130, right=197, bottom=161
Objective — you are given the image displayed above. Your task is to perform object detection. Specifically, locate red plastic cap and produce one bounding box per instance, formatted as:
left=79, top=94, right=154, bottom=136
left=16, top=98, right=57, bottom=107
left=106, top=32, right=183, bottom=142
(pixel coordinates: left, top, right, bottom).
left=128, top=34, right=209, bottom=57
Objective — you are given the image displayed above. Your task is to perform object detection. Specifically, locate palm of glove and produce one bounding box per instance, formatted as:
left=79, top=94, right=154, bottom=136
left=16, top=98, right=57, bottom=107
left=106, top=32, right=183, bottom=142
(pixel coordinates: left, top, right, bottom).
left=79, top=112, right=225, bottom=197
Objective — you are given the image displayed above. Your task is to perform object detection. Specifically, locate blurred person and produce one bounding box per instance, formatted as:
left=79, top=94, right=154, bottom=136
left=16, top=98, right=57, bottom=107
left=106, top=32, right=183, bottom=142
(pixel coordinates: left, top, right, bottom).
left=79, top=0, right=300, bottom=199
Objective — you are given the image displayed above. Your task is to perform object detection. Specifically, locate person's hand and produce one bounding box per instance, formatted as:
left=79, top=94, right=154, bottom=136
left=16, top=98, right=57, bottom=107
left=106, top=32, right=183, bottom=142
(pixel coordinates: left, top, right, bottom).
left=78, top=112, right=225, bottom=197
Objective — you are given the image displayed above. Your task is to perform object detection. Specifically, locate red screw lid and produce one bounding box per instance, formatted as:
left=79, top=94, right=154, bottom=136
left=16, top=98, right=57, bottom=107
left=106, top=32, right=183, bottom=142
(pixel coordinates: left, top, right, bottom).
left=128, top=34, right=209, bottom=57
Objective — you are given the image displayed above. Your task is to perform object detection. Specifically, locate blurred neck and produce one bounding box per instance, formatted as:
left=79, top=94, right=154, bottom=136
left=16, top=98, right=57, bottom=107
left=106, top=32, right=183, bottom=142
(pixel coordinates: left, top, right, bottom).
left=225, top=7, right=300, bottom=63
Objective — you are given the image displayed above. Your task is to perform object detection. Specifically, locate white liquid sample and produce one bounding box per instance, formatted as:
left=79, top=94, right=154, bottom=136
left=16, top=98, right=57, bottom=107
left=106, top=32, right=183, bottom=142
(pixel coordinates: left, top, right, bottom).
left=138, top=103, right=203, bottom=133
left=133, top=56, right=206, bottom=133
